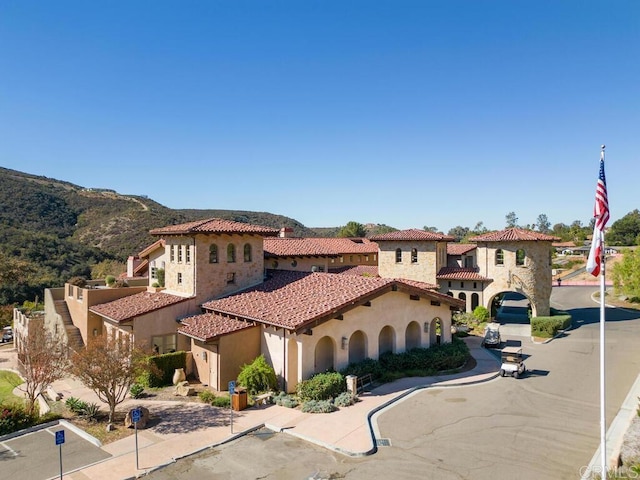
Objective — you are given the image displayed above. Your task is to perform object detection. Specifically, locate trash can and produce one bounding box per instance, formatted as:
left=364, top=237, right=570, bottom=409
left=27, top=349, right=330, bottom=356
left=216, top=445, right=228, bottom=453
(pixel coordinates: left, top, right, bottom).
left=232, top=387, right=247, bottom=411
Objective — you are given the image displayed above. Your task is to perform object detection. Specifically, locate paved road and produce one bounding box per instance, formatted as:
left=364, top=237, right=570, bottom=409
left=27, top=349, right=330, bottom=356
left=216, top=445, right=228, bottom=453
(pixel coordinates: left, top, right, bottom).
left=146, top=286, right=640, bottom=480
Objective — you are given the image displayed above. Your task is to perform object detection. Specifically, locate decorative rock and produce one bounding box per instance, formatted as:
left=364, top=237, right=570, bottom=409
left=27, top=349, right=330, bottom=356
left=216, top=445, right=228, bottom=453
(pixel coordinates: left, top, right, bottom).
left=173, top=380, right=195, bottom=397
left=172, top=368, right=186, bottom=385
left=105, top=423, right=115, bottom=432
left=124, top=406, right=150, bottom=429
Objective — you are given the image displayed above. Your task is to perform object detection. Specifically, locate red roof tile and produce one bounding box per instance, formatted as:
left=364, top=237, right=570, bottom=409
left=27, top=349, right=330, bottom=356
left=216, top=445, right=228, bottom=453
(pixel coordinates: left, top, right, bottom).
left=264, top=237, right=378, bottom=257
left=469, top=228, right=560, bottom=242
left=329, top=265, right=380, bottom=277
left=150, top=218, right=279, bottom=236
left=447, top=243, right=477, bottom=255
left=436, top=267, right=492, bottom=282
left=201, top=271, right=460, bottom=331
left=90, top=292, right=191, bottom=323
left=370, top=229, right=454, bottom=242
left=179, top=313, right=256, bottom=342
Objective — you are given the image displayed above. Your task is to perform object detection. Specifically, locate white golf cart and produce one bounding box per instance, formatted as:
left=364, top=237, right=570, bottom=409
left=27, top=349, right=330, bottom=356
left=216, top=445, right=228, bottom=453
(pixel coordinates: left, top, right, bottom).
left=499, top=346, right=526, bottom=379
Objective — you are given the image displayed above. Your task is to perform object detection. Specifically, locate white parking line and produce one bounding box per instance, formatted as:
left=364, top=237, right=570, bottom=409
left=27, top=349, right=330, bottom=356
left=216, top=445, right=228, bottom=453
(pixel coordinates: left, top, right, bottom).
left=0, top=441, right=19, bottom=457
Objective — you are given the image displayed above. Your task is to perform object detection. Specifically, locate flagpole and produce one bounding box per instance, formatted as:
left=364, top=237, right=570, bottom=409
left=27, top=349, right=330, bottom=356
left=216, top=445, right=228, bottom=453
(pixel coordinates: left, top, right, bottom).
left=599, top=144, right=607, bottom=475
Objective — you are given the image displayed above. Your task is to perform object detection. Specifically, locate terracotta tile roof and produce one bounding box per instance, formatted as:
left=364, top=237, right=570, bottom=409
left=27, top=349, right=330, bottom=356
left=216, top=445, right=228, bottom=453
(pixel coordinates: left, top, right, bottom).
left=469, top=228, right=560, bottom=242
left=370, top=229, right=454, bottom=242
left=201, top=270, right=460, bottom=331
left=179, top=313, right=256, bottom=342
left=447, top=243, right=477, bottom=255
left=90, top=292, right=191, bottom=323
left=138, top=239, right=165, bottom=258
left=329, top=265, right=380, bottom=277
left=436, top=267, right=492, bottom=282
left=394, top=278, right=439, bottom=290
left=552, top=241, right=577, bottom=248
left=264, top=237, right=378, bottom=257
left=149, top=218, right=279, bottom=236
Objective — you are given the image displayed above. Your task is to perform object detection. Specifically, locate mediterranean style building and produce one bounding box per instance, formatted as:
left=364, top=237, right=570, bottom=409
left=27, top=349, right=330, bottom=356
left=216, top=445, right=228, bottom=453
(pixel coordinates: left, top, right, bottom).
left=33, top=219, right=557, bottom=393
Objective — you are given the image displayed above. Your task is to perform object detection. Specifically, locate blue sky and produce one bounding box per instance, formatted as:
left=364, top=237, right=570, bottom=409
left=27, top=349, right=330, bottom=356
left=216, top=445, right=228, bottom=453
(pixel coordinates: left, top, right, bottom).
left=1, top=1, right=638, bottom=233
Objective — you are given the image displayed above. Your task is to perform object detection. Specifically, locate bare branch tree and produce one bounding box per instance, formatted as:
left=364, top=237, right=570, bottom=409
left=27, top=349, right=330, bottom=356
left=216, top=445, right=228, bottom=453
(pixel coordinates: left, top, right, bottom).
left=19, top=317, right=68, bottom=415
left=70, top=333, right=150, bottom=424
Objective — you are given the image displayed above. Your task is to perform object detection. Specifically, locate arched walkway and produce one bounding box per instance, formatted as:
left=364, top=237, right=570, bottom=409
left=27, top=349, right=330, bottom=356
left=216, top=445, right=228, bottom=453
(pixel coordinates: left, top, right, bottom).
left=429, top=317, right=442, bottom=346
left=314, top=336, right=335, bottom=373
left=348, top=330, right=367, bottom=364
left=405, top=321, right=421, bottom=350
left=378, top=326, right=395, bottom=356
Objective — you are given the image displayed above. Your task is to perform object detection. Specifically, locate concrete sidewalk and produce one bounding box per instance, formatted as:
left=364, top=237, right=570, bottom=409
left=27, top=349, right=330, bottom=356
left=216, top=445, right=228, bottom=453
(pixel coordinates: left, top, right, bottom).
left=2, top=339, right=499, bottom=480
left=59, top=336, right=500, bottom=480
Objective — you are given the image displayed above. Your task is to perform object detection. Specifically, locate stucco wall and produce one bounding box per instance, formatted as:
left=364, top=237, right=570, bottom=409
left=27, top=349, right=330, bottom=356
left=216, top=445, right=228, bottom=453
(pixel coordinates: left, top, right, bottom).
left=264, top=290, right=454, bottom=384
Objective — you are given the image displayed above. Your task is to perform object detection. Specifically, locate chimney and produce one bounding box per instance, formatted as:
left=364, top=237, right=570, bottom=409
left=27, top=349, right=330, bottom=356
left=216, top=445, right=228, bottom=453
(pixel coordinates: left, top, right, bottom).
left=279, top=227, right=294, bottom=238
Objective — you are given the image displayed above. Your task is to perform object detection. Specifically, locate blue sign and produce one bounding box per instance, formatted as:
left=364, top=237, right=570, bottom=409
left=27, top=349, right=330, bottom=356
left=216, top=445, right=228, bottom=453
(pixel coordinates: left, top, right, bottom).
left=55, top=430, right=65, bottom=445
left=132, top=408, right=142, bottom=423
left=228, top=380, right=236, bottom=395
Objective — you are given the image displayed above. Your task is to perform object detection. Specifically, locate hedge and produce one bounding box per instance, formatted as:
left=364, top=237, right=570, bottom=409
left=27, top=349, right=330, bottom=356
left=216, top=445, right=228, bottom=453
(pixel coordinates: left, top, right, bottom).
left=531, top=312, right=572, bottom=338
left=140, top=351, right=187, bottom=387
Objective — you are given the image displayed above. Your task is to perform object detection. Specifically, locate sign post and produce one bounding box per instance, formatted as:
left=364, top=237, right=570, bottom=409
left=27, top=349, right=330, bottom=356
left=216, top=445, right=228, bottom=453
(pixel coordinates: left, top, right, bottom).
left=228, top=381, right=235, bottom=434
left=55, top=429, right=65, bottom=480
left=132, top=408, right=142, bottom=470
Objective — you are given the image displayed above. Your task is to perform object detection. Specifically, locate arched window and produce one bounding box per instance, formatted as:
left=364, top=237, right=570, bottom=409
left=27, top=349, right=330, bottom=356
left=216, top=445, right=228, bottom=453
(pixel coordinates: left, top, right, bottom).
left=244, top=243, right=252, bottom=262
left=227, top=244, right=236, bottom=263
left=395, top=248, right=402, bottom=263
left=411, top=248, right=418, bottom=263
left=516, top=248, right=526, bottom=266
left=495, top=249, right=504, bottom=265
left=209, top=244, right=218, bottom=264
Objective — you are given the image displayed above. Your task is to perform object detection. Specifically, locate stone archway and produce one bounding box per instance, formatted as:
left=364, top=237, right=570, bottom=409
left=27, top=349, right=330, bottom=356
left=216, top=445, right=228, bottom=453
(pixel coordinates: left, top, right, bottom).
left=348, top=330, right=367, bottom=364
left=378, top=326, right=395, bottom=356
left=405, top=321, right=421, bottom=350
left=314, top=336, right=335, bottom=373
left=429, top=317, right=442, bottom=346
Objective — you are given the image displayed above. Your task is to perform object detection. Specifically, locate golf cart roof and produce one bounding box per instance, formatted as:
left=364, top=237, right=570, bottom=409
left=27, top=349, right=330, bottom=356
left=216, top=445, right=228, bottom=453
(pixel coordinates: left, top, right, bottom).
left=501, top=346, right=522, bottom=354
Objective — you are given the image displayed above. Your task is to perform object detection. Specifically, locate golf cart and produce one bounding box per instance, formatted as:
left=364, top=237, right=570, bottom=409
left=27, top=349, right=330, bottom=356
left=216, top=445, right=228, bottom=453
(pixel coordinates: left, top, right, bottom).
left=482, top=323, right=501, bottom=348
left=500, top=346, right=526, bottom=379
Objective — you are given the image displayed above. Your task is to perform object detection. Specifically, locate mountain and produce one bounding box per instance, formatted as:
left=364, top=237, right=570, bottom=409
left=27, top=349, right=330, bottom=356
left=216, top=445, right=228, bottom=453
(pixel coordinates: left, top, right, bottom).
left=0, top=167, right=319, bottom=305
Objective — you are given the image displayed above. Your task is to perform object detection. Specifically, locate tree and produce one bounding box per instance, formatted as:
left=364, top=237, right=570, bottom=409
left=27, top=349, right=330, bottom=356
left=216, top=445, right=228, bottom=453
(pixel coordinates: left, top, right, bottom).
left=505, top=212, right=518, bottom=228
left=423, top=226, right=439, bottom=233
left=337, top=221, right=367, bottom=238
left=70, top=334, right=150, bottom=424
left=237, top=355, right=278, bottom=395
left=447, top=226, right=470, bottom=242
left=607, top=210, right=640, bottom=246
left=472, top=221, right=488, bottom=235
left=18, top=319, right=68, bottom=415
left=536, top=214, right=551, bottom=234
left=612, top=248, right=640, bottom=299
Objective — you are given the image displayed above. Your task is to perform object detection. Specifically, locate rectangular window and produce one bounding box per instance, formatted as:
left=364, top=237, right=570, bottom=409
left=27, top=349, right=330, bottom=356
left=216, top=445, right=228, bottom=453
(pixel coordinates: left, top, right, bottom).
left=177, top=273, right=182, bottom=285
left=170, top=245, right=175, bottom=262
left=473, top=282, right=477, bottom=289
left=151, top=334, right=177, bottom=354
left=448, top=281, right=452, bottom=288
left=151, top=267, right=157, bottom=279
left=177, top=245, right=183, bottom=263
left=350, top=255, right=354, bottom=262
left=186, top=246, right=191, bottom=264
left=340, top=256, right=344, bottom=263
left=460, top=282, right=464, bottom=288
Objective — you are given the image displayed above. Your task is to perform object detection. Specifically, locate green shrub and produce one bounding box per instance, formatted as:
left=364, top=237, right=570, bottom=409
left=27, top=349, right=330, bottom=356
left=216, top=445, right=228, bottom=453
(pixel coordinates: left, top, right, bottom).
left=334, top=391, right=358, bottom=407
left=198, top=390, right=216, bottom=404
left=273, top=392, right=298, bottom=408
left=129, top=383, right=145, bottom=399
left=212, top=396, right=231, bottom=408
left=156, top=268, right=165, bottom=287
left=473, top=306, right=490, bottom=322
left=0, top=403, right=36, bottom=435
left=140, top=351, right=187, bottom=387
left=105, top=275, right=116, bottom=286
left=65, top=396, right=88, bottom=414
left=297, top=372, right=346, bottom=401
left=81, top=403, right=101, bottom=422
left=531, top=314, right=572, bottom=338
left=237, top=355, right=278, bottom=395
left=340, top=357, right=383, bottom=380
left=301, top=399, right=336, bottom=414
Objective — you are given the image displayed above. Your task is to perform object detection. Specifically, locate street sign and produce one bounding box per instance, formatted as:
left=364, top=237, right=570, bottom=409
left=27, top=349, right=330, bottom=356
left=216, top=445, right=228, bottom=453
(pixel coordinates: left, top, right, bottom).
left=55, top=430, right=65, bottom=445
left=228, top=380, right=236, bottom=395
left=132, top=408, right=141, bottom=423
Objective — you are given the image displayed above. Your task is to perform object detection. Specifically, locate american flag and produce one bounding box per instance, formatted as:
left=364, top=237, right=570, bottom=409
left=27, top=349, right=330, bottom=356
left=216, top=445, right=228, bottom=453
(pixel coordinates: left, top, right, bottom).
left=586, top=152, right=609, bottom=277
